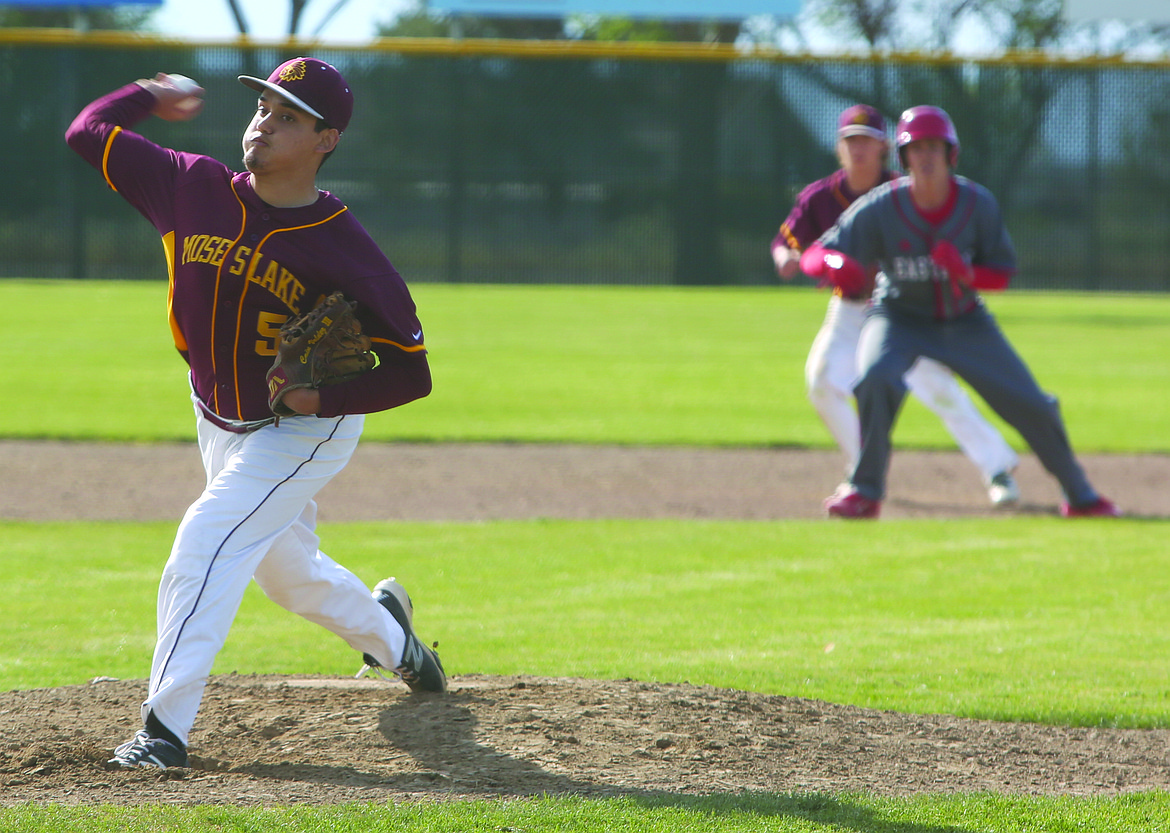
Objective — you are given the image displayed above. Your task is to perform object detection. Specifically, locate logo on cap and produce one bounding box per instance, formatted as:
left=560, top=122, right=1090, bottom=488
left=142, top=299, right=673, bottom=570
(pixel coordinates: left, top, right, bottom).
left=838, top=104, right=887, bottom=141
left=278, top=61, right=308, bottom=83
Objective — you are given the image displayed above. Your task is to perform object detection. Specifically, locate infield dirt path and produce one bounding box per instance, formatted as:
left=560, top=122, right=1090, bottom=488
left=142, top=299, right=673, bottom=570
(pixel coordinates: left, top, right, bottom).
left=4, top=439, right=1168, bottom=522
left=2, top=440, right=1168, bottom=806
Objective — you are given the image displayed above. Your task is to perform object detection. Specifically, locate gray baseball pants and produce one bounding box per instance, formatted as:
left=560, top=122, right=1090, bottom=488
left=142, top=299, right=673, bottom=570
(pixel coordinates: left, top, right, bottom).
left=850, top=304, right=1098, bottom=505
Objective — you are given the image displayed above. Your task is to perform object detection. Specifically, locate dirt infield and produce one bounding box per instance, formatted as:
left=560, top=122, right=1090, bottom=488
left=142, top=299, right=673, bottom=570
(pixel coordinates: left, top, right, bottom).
left=2, top=440, right=1168, bottom=805
left=5, top=439, right=1169, bottom=522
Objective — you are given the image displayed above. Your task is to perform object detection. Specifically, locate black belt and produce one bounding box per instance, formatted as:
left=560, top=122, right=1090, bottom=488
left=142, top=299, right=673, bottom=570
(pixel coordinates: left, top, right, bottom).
left=197, top=402, right=275, bottom=434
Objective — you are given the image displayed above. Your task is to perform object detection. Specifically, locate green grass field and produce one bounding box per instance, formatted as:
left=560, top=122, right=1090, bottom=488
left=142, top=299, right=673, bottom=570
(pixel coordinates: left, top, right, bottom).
left=2, top=280, right=1168, bottom=831
left=5, top=518, right=1169, bottom=728
left=5, top=793, right=1170, bottom=832
left=6, top=280, right=1169, bottom=451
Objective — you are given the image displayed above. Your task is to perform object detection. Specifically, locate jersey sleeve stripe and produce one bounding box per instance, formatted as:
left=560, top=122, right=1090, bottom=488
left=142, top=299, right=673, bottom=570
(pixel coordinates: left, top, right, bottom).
left=162, top=231, right=189, bottom=352
left=372, top=337, right=427, bottom=353
left=777, top=224, right=801, bottom=251
left=101, top=126, right=122, bottom=192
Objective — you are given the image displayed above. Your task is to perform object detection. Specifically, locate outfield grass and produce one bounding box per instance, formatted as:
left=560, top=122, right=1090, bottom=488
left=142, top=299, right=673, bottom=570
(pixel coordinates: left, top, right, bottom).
left=4, top=517, right=1167, bottom=729
left=4, top=280, right=1169, bottom=451
left=3, top=279, right=1168, bottom=829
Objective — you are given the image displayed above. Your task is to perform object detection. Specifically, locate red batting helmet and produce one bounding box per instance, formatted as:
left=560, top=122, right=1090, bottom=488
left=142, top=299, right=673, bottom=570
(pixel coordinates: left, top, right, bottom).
left=895, top=105, right=959, bottom=167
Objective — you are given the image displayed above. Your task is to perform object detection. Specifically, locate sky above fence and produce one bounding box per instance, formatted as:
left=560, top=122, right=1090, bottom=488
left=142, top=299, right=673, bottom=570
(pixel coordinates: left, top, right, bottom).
left=151, top=0, right=404, bottom=41
left=145, top=0, right=1170, bottom=54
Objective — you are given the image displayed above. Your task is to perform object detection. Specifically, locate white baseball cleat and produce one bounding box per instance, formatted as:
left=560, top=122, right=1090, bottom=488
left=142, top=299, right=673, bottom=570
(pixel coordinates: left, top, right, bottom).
left=987, top=471, right=1020, bottom=507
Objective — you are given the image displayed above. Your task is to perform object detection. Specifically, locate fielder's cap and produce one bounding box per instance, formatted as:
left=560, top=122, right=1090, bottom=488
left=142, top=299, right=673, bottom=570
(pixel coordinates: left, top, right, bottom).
left=837, top=104, right=887, bottom=141
left=239, top=57, right=353, bottom=132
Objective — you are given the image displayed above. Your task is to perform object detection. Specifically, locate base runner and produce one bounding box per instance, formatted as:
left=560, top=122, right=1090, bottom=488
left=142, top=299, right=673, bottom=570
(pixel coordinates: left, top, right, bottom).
left=801, top=106, right=1120, bottom=519
left=772, top=104, right=1020, bottom=506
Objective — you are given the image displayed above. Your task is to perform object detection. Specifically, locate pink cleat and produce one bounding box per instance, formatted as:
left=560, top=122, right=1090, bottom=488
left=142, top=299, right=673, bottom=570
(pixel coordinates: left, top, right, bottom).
left=1060, top=497, right=1122, bottom=518
left=824, top=488, right=881, bottom=519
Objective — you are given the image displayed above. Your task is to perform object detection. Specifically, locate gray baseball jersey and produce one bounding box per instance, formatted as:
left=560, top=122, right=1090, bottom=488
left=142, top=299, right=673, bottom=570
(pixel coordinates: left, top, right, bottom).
left=817, top=175, right=1100, bottom=507
left=820, top=176, right=1015, bottom=320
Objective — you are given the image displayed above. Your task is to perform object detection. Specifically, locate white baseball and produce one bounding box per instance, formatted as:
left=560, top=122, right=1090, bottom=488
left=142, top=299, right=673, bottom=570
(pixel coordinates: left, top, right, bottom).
left=165, top=74, right=202, bottom=113
left=167, top=74, right=201, bottom=96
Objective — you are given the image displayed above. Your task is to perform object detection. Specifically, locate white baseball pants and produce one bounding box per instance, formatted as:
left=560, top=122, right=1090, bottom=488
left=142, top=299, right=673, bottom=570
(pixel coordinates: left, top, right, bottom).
left=141, top=398, right=406, bottom=745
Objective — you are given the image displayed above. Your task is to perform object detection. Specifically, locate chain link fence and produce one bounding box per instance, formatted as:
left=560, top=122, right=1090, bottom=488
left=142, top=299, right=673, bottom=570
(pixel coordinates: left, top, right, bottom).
left=4, top=32, right=1169, bottom=289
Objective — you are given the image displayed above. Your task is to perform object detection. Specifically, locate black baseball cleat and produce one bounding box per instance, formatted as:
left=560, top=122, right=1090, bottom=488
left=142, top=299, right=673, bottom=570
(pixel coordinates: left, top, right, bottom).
left=359, top=577, right=448, bottom=693
left=108, top=729, right=188, bottom=770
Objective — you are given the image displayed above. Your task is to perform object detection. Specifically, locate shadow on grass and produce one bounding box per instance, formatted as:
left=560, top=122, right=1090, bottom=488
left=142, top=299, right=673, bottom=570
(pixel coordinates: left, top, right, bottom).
left=637, top=792, right=969, bottom=832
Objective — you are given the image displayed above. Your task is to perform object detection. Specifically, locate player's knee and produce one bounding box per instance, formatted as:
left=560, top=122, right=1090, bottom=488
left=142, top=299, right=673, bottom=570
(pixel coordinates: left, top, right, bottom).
left=252, top=567, right=305, bottom=611
left=807, top=382, right=851, bottom=417
left=854, top=362, right=905, bottom=395
left=806, top=365, right=848, bottom=404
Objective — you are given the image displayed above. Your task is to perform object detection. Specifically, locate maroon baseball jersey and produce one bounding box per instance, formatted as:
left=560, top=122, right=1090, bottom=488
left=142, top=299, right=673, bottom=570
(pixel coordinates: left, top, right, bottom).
left=66, top=83, right=428, bottom=422
left=773, top=168, right=899, bottom=253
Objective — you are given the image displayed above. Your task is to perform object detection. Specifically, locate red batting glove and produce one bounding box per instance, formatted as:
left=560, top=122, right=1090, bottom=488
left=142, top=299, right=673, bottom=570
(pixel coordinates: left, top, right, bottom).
left=799, top=245, right=867, bottom=297
left=931, top=240, right=1014, bottom=292
left=930, top=240, right=972, bottom=278
left=930, top=240, right=973, bottom=299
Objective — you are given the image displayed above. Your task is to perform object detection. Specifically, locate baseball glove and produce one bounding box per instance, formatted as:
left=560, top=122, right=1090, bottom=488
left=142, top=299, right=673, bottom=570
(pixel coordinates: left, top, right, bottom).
left=266, top=292, right=376, bottom=418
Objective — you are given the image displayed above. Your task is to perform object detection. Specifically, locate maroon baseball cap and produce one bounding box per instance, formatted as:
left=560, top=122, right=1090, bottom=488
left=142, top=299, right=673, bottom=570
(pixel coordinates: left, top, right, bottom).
left=837, top=104, right=887, bottom=141
left=239, top=57, right=353, bottom=132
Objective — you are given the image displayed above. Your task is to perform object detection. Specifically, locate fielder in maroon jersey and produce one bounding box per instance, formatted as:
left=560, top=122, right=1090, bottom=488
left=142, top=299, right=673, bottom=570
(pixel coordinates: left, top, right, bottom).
left=68, top=58, right=447, bottom=770
left=801, top=105, right=1119, bottom=520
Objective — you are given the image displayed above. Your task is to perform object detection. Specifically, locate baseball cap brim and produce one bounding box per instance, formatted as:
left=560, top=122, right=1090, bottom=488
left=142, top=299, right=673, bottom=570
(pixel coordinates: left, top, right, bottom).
left=238, top=75, right=325, bottom=122
left=838, top=124, right=887, bottom=141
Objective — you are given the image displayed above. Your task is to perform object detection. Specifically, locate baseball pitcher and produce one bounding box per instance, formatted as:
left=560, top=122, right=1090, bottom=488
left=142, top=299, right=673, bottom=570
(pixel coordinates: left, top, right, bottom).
left=67, top=58, right=448, bottom=770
